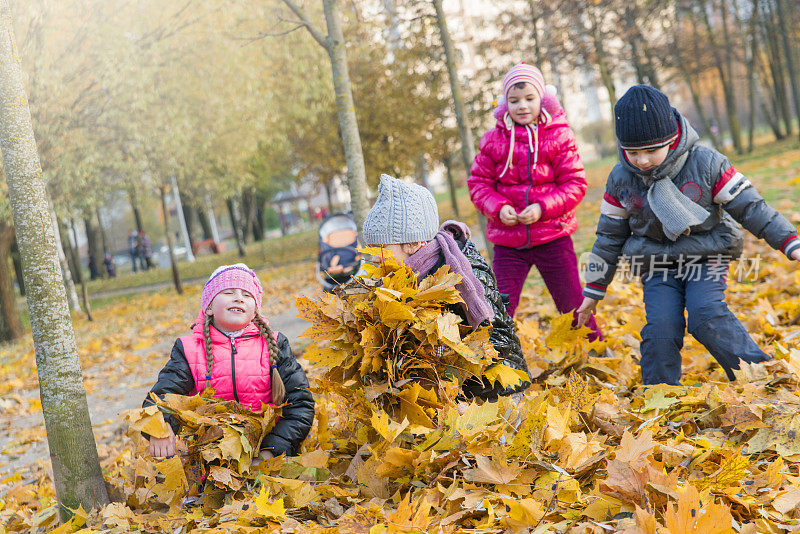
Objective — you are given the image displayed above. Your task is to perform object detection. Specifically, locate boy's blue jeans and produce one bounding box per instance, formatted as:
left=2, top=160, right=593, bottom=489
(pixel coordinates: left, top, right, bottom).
left=640, top=262, right=769, bottom=385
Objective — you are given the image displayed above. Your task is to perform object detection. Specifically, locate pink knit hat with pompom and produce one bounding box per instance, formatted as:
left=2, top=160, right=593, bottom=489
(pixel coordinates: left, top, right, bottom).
left=501, top=62, right=545, bottom=101
left=200, top=263, right=263, bottom=312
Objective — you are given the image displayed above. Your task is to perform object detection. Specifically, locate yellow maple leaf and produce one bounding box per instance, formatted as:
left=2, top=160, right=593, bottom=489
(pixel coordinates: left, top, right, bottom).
left=545, top=312, right=592, bottom=348
left=663, top=485, right=735, bottom=534
left=125, top=405, right=170, bottom=439
left=254, top=488, right=287, bottom=520
left=691, top=448, right=749, bottom=491
left=484, top=363, right=529, bottom=388
left=462, top=452, right=522, bottom=485
left=566, top=371, right=598, bottom=413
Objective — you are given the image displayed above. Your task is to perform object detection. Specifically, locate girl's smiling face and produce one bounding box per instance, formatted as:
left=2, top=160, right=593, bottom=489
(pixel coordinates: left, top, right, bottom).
left=506, top=83, right=541, bottom=126
left=207, top=288, right=256, bottom=332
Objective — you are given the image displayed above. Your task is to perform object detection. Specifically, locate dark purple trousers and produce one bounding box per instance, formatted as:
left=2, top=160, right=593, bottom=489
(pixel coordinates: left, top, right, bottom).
left=493, top=235, right=603, bottom=341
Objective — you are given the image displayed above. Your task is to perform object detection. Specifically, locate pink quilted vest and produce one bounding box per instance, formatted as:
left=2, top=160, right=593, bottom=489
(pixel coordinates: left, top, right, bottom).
left=180, top=312, right=275, bottom=412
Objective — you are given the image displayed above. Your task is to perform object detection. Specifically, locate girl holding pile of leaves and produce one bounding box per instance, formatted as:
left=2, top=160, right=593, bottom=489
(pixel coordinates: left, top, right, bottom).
left=144, top=263, right=314, bottom=460
left=362, top=174, right=532, bottom=400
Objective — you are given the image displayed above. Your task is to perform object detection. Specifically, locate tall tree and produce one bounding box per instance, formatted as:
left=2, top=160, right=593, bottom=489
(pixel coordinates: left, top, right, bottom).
left=282, top=0, right=370, bottom=237
left=774, top=0, right=800, bottom=142
left=0, top=0, right=108, bottom=519
left=432, top=0, right=492, bottom=259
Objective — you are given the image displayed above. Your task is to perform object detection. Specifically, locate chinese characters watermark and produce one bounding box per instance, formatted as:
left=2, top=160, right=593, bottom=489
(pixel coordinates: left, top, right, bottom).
left=580, top=252, right=763, bottom=284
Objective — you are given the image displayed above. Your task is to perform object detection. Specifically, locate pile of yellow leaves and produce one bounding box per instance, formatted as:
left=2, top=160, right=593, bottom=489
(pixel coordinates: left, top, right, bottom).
left=123, top=391, right=277, bottom=506
left=296, top=247, right=526, bottom=428
left=3, top=239, right=800, bottom=533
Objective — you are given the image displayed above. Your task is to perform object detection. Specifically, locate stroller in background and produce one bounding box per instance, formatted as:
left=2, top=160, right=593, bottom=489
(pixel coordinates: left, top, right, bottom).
left=317, top=213, right=362, bottom=292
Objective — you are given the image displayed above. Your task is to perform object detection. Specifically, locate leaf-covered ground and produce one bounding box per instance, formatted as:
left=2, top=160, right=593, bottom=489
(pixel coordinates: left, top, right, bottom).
left=1, top=143, right=800, bottom=532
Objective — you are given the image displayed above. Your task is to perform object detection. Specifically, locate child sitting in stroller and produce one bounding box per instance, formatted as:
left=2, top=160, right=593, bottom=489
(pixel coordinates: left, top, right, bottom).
left=317, top=213, right=362, bottom=292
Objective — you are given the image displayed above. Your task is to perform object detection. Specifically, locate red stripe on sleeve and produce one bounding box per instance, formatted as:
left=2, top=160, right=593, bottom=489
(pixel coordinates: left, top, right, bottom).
left=781, top=236, right=799, bottom=252
left=603, top=192, right=624, bottom=208
left=712, top=166, right=738, bottom=197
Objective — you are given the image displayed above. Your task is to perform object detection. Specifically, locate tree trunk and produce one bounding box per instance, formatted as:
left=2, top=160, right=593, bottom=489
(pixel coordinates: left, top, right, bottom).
left=253, top=191, right=266, bottom=241
left=774, top=0, right=800, bottom=142
left=0, top=0, right=108, bottom=517
left=323, top=178, right=335, bottom=213
left=181, top=202, right=197, bottom=251
left=51, top=210, right=80, bottom=312
left=95, top=207, right=108, bottom=256
left=747, top=0, right=761, bottom=152
left=587, top=9, right=617, bottom=122
left=443, top=155, right=460, bottom=218
left=675, top=7, right=720, bottom=148
left=754, top=36, right=785, bottom=140
left=527, top=0, right=542, bottom=65
left=763, top=0, right=793, bottom=135
left=432, top=0, right=492, bottom=261
left=170, top=176, right=194, bottom=262
left=240, top=189, right=254, bottom=245
left=159, top=185, right=183, bottom=294
left=197, top=208, right=213, bottom=241
left=132, top=206, right=144, bottom=232
left=321, top=0, right=370, bottom=237
left=83, top=216, right=103, bottom=280
left=283, top=0, right=371, bottom=239
left=226, top=198, right=246, bottom=257
left=128, top=189, right=144, bottom=233
left=0, top=222, right=23, bottom=342
left=700, top=0, right=743, bottom=153
left=10, top=237, right=24, bottom=296
left=719, top=0, right=743, bottom=152
left=68, top=219, right=93, bottom=322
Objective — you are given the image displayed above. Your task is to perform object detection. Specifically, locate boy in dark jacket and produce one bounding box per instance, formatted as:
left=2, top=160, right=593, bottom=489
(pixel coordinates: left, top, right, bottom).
left=576, top=85, right=800, bottom=385
left=362, top=174, right=531, bottom=400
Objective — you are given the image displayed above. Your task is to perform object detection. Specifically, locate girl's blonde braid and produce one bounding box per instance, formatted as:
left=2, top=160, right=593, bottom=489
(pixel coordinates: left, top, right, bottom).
left=253, top=314, right=286, bottom=405
left=202, top=314, right=214, bottom=391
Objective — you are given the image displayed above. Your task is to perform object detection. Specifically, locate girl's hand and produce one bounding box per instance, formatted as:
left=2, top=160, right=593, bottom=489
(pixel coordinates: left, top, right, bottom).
left=499, top=204, right=518, bottom=226
left=259, top=450, right=275, bottom=461
left=517, top=203, right=542, bottom=225
left=576, top=297, right=599, bottom=327
left=792, top=249, right=800, bottom=261
left=149, top=426, right=176, bottom=458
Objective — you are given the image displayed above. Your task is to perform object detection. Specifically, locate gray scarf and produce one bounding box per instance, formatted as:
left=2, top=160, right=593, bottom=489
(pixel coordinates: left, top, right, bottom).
left=643, top=151, right=708, bottom=241
left=620, top=111, right=709, bottom=241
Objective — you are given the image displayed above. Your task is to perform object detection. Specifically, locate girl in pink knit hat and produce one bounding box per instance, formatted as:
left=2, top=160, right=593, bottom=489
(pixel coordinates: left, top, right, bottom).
left=468, top=62, right=602, bottom=341
left=143, top=263, right=314, bottom=462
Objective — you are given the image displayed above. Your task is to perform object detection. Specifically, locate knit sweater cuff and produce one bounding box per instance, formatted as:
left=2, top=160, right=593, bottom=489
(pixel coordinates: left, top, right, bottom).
left=583, top=283, right=607, bottom=300
left=782, top=236, right=800, bottom=259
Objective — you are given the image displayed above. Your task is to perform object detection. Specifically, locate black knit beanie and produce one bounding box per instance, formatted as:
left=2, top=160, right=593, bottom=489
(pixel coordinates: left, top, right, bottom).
left=614, top=85, right=678, bottom=150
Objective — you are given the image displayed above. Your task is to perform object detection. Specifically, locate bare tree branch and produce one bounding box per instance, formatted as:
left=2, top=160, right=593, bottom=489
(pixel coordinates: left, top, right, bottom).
left=281, top=0, right=328, bottom=50
left=235, top=24, right=305, bottom=45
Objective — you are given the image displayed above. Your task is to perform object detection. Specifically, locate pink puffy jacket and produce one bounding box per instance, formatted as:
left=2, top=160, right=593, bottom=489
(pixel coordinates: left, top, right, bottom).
left=180, top=312, right=275, bottom=412
left=468, top=95, right=587, bottom=249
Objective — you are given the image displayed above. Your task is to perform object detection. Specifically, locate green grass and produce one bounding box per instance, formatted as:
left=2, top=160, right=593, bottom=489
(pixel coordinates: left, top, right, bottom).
left=84, top=231, right=318, bottom=295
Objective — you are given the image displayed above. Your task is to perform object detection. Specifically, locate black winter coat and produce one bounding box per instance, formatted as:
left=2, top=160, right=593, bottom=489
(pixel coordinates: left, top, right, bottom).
left=143, top=332, right=315, bottom=457
left=426, top=232, right=531, bottom=400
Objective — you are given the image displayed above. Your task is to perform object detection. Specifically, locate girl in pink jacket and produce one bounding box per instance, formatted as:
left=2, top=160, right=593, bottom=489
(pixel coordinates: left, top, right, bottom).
left=468, top=63, right=601, bottom=340
left=144, top=263, right=314, bottom=460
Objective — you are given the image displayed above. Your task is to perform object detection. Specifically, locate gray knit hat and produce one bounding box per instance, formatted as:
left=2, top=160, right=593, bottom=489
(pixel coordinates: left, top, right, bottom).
left=362, top=174, right=439, bottom=245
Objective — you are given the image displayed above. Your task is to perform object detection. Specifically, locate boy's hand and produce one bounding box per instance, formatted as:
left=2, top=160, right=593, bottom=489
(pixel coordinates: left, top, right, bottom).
left=499, top=204, right=518, bottom=226
left=259, top=450, right=275, bottom=461
left=792, top=249, right=800, bottom=261
left=149, top=426, right=176, bottom=458
left=576, top=297, right=599, bottom=327
left=518, top=203, right=542, bottom=225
